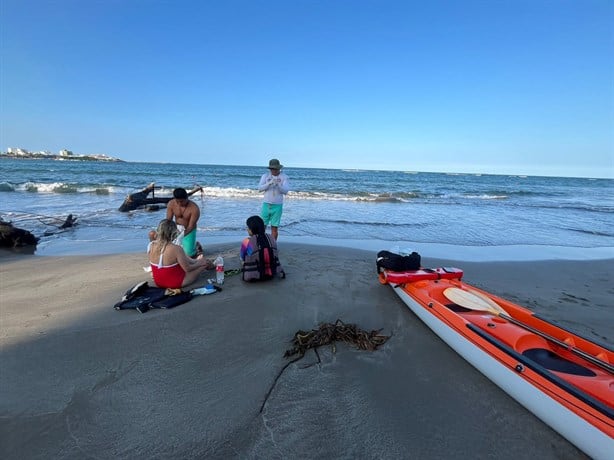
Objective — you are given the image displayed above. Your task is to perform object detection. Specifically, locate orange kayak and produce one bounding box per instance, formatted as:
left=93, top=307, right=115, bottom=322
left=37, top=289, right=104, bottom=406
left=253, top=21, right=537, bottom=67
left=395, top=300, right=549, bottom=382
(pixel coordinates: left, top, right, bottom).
left=379, top=267, right=614, bottom=459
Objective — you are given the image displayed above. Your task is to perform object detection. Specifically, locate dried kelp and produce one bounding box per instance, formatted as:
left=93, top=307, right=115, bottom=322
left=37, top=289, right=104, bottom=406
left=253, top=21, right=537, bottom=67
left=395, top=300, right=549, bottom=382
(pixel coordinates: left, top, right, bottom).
left=260, top=320, right=390, bottom=413
left=284, top=319, right=390, bottom=358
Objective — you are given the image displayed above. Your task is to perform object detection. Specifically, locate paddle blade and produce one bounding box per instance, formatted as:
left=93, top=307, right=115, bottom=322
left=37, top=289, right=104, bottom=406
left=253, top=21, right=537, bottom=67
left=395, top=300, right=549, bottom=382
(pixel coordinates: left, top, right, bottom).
left=443, top=287, right=509, bottom=316
left=467, top=288, right=509, bottom=316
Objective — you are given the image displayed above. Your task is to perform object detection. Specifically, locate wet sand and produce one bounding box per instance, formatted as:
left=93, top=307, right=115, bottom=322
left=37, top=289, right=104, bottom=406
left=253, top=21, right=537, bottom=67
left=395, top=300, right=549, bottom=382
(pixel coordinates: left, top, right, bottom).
left=1, top=243, right=612, bottom=459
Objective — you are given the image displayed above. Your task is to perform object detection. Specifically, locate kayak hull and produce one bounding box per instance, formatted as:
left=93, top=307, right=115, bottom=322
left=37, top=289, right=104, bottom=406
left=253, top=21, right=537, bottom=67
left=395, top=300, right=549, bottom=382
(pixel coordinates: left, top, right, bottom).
left=381, top=269, right=614, bottom=459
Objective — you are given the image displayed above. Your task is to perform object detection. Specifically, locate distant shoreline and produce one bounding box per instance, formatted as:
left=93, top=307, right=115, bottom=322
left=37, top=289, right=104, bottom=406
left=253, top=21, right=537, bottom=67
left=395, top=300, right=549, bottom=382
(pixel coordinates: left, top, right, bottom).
left=0, top=153, right=123, bottom=162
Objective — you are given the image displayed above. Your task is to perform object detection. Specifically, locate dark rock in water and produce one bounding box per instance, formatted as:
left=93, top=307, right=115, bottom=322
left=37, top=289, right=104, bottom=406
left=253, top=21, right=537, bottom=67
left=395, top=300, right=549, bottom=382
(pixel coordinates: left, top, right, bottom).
left=0, top=219, right=39, bottom=248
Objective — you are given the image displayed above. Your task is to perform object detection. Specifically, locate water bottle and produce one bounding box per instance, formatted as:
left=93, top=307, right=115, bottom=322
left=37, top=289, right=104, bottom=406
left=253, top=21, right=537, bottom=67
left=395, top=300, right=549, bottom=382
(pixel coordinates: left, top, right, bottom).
left=214, top=255, right=224, bottom=284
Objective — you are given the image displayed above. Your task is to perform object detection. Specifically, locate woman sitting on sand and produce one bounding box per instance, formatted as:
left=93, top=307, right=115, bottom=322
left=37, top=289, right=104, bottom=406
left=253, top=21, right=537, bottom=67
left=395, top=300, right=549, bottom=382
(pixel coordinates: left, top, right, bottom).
left=240, top=215, right=284, bottom=281
left=148, top=219, right=212, bottom=288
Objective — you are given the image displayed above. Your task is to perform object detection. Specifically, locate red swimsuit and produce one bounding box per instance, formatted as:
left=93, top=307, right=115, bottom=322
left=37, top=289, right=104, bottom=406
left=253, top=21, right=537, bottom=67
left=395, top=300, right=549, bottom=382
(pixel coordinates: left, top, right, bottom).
left=150, top=247, right=186, bottom=289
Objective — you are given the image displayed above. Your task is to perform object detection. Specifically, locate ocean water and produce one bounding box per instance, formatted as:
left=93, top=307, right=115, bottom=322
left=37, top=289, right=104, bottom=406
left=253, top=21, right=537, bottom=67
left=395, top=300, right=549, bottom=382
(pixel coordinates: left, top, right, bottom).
left=1, top=158, right=613, bottom=260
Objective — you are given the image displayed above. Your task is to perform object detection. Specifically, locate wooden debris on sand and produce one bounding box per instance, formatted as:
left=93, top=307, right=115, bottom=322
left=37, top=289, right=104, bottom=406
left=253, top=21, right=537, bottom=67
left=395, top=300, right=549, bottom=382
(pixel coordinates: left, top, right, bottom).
left=1, top=214, right=78, bottom=248
left=0, top=219, right=39, bottom=248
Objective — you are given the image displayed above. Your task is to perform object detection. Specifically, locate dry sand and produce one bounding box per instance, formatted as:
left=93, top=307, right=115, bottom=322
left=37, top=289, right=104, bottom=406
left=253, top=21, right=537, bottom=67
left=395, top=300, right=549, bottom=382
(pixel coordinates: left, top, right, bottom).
left=1, top=243, right=612, bottom=459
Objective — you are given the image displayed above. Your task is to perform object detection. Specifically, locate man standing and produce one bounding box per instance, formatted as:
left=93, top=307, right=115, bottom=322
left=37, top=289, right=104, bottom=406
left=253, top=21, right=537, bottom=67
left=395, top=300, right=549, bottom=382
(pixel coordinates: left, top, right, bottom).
left=258, top=158, right=290, bottom=240
left=166, top=187, right=200, bottom=257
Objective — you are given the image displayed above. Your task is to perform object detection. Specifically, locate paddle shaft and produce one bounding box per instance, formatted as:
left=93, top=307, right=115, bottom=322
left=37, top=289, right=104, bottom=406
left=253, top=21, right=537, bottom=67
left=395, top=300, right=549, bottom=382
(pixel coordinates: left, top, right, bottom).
left=499, top=312, right=614, bottom=374
left=444, top=286, right=614, bottom=374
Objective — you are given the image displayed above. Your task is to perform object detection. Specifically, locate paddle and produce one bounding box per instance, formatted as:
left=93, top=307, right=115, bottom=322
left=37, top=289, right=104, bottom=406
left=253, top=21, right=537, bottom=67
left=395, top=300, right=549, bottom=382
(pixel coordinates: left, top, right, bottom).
left=443, top=287, right=510, bottom=316
left=443, top=287, right=614, bottom=374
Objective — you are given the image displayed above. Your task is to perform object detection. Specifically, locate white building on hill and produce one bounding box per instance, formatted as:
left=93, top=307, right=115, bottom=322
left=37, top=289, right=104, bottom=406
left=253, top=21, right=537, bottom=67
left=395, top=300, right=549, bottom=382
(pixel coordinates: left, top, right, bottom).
left=7, top=147, right=30, bottom=156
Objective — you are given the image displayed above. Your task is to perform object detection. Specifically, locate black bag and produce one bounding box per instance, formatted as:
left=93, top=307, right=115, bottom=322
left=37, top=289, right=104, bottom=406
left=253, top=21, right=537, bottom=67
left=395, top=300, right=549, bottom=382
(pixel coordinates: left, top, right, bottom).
left=376, top=250, right=421, bottom=273
left=114, top=281, right=193, bottom=313
left=150, top=291, right=193, bottom=310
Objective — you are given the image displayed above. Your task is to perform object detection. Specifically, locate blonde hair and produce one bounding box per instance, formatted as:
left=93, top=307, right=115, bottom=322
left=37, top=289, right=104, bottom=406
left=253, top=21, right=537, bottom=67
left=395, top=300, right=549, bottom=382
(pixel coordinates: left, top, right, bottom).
left=156, top=219, right=178, bottom=245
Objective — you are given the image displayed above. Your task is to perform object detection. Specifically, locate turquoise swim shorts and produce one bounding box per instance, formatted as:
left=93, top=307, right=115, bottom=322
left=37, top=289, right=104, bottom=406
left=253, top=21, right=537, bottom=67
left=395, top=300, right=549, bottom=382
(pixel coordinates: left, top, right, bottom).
left=261, top=203, right=283, bottom=227
left=182, top=229, right=197, bottom=257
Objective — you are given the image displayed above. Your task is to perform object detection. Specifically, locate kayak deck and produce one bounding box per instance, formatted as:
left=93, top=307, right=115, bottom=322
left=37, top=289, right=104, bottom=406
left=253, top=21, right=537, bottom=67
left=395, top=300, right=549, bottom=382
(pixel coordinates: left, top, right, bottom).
left=379, top=268, right=614, bottom=457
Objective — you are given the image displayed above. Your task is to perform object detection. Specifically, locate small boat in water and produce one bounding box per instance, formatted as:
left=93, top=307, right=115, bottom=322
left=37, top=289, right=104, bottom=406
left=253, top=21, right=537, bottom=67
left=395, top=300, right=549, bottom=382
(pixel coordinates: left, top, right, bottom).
left=378, top=266, right=614, bottom=459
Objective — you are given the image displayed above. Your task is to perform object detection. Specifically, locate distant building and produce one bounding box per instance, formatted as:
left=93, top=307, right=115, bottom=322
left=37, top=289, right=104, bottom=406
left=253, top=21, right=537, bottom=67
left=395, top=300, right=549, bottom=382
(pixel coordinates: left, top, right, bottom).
left=7, top=147, right=30, bottom=156
left=3, top=147, right=121, bottom=161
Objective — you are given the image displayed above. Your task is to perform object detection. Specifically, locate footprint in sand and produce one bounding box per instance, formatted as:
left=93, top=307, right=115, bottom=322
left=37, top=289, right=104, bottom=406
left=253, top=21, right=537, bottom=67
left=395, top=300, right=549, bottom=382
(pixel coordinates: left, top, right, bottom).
left=560, top=292, right=590, bottom=305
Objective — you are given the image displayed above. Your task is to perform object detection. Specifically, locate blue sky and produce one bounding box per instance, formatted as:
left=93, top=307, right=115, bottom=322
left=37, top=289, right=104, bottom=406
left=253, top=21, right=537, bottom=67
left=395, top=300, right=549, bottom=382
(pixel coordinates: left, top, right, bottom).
left=1, top=1, right=612, bottom=178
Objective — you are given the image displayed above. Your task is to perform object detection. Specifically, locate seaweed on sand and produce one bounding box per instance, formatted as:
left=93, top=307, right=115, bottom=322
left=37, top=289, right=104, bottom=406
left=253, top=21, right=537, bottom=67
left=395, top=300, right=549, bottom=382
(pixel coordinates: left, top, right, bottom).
left=260, top=320, right=390, bottom=413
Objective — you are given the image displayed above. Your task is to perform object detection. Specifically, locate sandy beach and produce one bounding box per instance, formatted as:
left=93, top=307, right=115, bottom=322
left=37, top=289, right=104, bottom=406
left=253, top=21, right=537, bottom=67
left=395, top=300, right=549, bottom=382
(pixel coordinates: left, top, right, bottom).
left=1, top=243, right=612, bottom=459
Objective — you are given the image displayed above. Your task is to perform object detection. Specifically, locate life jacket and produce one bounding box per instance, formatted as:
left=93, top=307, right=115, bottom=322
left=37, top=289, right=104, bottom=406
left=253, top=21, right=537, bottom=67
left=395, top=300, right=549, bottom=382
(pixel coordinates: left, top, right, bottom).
left=242, top=234, right=283, bottom=281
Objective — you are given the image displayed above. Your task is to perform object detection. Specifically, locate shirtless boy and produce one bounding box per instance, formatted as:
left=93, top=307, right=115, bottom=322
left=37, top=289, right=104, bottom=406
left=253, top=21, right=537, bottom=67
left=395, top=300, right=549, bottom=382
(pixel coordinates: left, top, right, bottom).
left=166, top=188, right=200, bottom=257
